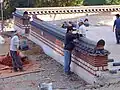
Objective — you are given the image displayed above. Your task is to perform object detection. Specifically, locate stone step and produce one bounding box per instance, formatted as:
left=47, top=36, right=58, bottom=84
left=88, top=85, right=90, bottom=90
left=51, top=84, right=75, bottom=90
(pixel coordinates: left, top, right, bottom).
left=109, top=70, right=117, bottom=74
left=108, top=65, right=119, bottom=74
left=108, top=59, right=114, bottom=62
left=108, top=63, right=120, bottom=74
left=108, top=62, right=120, bottom=74
left=109, top=69, right=120, bottom=74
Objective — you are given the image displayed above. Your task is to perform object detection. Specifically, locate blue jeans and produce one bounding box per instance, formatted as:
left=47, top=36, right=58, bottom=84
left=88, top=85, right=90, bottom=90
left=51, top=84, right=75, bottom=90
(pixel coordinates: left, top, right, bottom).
left=10, top=51, right=23, bottom=70
left=64, top=50, right=71, bottom=73
left=115, top=30, right=120, bottom=43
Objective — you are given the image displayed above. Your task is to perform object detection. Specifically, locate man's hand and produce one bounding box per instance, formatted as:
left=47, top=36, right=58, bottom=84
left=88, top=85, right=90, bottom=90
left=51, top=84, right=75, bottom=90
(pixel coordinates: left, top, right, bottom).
left=113, top=27, right=114, bottom=32
left=73, top=39, right=78, bottom=42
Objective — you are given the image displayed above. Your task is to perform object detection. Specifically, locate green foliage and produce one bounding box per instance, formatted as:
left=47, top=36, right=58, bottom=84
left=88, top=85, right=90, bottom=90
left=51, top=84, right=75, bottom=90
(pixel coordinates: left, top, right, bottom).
left=1, top=0, right=120, bottom=20
left=3, top=0, right=35, bottom=19
left=106, top=0, right=120, bottom=5
left=83, top=0, right=106, bottom=5
left=74, top=0, right=83, bottom=5
left=34, top=0, right=78, bottom=7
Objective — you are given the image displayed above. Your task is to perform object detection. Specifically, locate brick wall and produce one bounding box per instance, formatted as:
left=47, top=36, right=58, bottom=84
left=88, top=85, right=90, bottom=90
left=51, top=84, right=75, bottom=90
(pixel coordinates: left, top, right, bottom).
left=14, top=14, right=110, bottom=74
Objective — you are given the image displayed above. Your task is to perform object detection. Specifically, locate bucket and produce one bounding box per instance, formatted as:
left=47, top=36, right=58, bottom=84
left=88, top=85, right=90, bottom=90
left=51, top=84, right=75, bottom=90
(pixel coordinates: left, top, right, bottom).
left=38, top=83, right=52, bottom=90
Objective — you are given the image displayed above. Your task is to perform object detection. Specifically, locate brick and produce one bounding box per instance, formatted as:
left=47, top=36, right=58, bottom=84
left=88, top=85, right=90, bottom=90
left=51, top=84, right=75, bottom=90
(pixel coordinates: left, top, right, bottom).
left=108, top=59, right=114, bottom=62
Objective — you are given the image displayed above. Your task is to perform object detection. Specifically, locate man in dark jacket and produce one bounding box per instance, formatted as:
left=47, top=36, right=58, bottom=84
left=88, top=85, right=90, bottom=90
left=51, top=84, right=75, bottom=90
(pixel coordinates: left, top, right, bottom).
left=64, top=26, right=78, bottom=75
left=113, top=14, right=120, bottom=44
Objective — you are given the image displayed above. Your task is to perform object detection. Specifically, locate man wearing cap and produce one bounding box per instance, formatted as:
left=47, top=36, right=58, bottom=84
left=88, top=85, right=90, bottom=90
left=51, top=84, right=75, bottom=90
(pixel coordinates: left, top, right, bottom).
left=10, top=31, right=23, bottom=72
left=64, top=26, right=79, bottom=75
left=113, top=14, right=120, bottom=44
left=77, top=19, right=86, bottom=37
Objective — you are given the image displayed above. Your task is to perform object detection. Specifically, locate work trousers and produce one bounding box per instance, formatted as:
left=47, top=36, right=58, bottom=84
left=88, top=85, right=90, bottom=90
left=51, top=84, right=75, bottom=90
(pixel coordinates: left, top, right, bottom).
left=64, top=50, right=71, bottom=73
left=115, top=30, right=120, bottom=43
left=10, top=50, right=23, bottom=70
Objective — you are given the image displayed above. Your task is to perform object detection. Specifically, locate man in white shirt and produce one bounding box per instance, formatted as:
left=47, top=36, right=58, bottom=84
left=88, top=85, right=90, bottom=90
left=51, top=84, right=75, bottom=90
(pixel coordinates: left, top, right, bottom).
left=77, top=19, right=86, bottom=37
left=10, top=31, right=23, bottom=72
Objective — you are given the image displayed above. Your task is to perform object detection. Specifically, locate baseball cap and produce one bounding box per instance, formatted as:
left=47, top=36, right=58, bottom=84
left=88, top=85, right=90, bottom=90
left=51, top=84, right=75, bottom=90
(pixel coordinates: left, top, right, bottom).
left=79, top=19, right=84, bottom=22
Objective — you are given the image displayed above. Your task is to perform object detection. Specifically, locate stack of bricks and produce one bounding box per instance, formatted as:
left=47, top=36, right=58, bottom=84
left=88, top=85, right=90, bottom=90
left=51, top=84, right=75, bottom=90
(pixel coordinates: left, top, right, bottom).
left=73, top=38, right=110, bottom=71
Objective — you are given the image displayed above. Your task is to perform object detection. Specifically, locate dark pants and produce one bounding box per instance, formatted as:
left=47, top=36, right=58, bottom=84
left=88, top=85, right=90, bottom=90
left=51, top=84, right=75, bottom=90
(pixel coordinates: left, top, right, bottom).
left=115, top=30, right=120, bottom=43
left=10, top=50, right=23, bottom=70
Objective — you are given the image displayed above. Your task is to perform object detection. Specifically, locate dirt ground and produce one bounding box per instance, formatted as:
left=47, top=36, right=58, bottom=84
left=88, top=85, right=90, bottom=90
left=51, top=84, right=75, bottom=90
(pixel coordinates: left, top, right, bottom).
left=0, top=37, right=88, bottom=90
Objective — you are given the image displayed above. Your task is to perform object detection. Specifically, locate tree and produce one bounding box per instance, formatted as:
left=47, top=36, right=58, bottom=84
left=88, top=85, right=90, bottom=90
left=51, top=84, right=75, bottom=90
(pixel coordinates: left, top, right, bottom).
left=3, top=0, right=35, bottom=19
left=106, top=0, right=120, bottom=5
left=34, top=0, right=78, bottom=7
left=74, top=0, right=83, bottom=5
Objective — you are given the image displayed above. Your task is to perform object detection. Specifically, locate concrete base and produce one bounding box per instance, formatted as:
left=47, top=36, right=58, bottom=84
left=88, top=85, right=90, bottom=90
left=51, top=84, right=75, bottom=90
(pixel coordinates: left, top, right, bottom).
left=28, top=34, right=99, bottom=84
